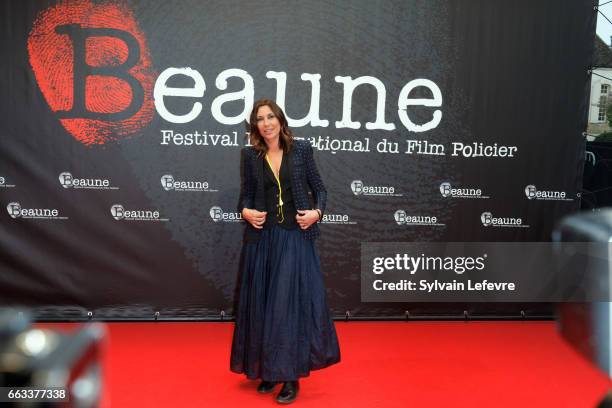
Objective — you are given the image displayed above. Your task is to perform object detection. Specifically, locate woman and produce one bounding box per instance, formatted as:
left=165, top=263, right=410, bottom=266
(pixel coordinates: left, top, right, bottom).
left=230, top=99, right=341, bottom=404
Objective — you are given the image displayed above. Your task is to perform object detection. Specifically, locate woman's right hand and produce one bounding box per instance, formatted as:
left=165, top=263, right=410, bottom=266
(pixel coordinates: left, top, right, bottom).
left=242, top=208, right=267, bottom=229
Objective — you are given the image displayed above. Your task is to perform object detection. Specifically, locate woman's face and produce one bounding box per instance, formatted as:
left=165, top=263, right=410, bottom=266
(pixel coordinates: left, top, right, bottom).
left=256, top=105, right=281, bottom=145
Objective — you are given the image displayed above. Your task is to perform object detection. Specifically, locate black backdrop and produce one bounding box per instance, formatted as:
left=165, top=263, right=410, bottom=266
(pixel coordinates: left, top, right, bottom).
left=0, top=0, right=595, bottom=319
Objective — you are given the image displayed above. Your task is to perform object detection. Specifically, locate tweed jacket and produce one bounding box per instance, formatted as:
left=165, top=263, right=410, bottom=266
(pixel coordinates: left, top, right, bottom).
left=238, top=139, right=327, bottom=241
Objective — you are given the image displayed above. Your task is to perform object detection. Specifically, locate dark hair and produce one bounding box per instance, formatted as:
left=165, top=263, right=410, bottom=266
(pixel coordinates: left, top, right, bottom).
left=248, top=98, right=294, bottom=155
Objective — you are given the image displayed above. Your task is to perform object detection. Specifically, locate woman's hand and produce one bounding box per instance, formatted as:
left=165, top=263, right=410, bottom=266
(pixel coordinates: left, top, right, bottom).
left=296, top=209, right=320, bottom=230
left=242, top=208, right=267, bottom=229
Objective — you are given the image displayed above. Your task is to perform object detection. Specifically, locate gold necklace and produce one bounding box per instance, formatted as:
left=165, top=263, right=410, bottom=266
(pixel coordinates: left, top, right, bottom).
left=265, top=154, right=284, bottom=223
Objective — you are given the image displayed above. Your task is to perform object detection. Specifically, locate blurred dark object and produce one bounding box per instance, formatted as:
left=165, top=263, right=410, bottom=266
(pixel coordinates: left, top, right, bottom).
left=0, top=309, right=105, bottom=407
left=598, top=390, right=612, bottom=408
left=555, top=211, right=612, bottom=372
left=554, top=210, right=612, bottom=406
left=582, top=142, right=612, bottom=210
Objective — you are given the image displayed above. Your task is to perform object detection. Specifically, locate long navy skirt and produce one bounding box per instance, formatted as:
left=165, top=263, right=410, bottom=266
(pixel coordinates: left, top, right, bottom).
left=230, top=225, right=340, bottom=381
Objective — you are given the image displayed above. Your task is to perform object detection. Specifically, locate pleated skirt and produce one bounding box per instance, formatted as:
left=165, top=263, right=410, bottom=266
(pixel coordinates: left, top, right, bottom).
left=230, top=225, right=341, bottom=381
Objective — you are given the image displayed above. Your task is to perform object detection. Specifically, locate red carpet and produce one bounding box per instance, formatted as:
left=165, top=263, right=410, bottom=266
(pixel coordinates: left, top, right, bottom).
left=39, top=321, right=611, bottom=407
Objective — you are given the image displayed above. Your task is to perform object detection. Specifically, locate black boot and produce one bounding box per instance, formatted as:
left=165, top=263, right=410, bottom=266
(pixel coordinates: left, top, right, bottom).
left=257, top=381, right=278, bottom=394
left=276, top=381, right=299, bottom=404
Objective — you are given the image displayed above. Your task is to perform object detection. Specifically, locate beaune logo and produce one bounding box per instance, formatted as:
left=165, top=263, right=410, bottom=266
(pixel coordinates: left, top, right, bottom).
left=351, top=180, right=402, bottom=197
left=28, top=0, right=446, bottom=148
left=160, top=175, right=217, bottom=192
left=439, top=182, right=488, bottom=199
left=320, top=213, right=357, bottom=225
left=0, top=176, right=15, bottom=188
left=6, top=202, right=68, bottom=220
left=209, top=206, right=243, bottom=223
left=59, top=172, right=118, bottom=189
left=27, top=0, right=155, bottom=145
left=480, top=212, right=529, bottom=228
left=524, top=185, right=573, bottom=201
left=110, top=204, right=124, bottom=220
left=394, top=210, right=445, bottom=226
left=110, top=204, right=168, bottom=221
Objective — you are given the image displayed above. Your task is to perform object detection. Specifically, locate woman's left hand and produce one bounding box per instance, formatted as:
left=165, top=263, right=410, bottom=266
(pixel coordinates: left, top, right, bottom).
left=296, top=209, right=319, bottom=230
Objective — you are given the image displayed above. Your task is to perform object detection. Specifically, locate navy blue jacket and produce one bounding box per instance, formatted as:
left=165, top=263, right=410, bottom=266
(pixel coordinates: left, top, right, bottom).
left=239, top=139, right=327, bottom=241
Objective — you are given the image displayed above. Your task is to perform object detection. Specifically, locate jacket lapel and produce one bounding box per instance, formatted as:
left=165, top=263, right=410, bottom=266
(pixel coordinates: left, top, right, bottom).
left=255, top=153, right=265, bottom=211
left=287, top=147, right=300, bottom=210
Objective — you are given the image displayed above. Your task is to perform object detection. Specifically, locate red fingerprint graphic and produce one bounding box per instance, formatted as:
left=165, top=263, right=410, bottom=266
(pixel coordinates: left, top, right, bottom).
left=27, top=0, right=155, bottom=145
